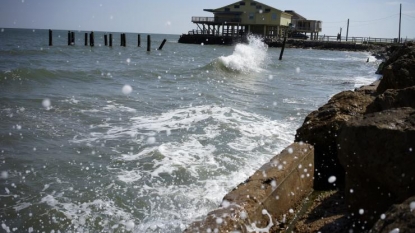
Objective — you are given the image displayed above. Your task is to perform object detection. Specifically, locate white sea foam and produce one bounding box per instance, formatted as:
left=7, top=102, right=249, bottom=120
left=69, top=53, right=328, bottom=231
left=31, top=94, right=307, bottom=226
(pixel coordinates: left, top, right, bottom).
left=354, top=74, right=381, bottom=88
left=67, top=104, right=295, bottom=231
left=218, top=35, right=268, bottom=73
left=40, top=193, right=134, bottom=232
left=152, top=138, right=217, bottom=178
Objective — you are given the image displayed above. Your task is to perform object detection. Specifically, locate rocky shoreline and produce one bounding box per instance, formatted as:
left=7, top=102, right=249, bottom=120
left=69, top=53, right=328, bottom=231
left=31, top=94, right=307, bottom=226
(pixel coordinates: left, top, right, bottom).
left=294, top=41, right=415, bottom=232
left=184, top=42, right=415, bottom=233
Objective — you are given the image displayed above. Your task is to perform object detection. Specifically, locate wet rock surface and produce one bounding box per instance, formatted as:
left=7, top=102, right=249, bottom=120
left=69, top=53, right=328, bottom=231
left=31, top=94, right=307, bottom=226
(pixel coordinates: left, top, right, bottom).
left=294, top=43, right=415, bottom=231
left=295, top=90, right=375, bottom=190
left=370, top=196, right=415, bottom=233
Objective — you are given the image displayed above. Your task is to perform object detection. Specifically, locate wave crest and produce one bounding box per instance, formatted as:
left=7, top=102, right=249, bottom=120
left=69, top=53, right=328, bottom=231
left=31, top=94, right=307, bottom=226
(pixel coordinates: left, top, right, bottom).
left=216, top=35, right=268, bottom=73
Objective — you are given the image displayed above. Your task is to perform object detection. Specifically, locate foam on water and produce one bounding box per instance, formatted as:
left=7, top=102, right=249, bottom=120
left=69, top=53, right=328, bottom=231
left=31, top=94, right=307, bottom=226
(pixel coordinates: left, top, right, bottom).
left=354, top=74, right=381, bottom=88
left=67, top=104, right=294, bottom=232
left=216, top=35, right=268, bottom=73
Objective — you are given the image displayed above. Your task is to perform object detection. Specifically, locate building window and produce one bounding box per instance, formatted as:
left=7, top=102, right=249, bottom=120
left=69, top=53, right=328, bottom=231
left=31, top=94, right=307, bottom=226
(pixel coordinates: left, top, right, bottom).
left=265, top=8, right=271, bottom=13
left=225, top=7, right=230, bottom=11
left=234, top=5, right=240, bottom=8
left=256, top=5, right=262, bottom=9
left=240, top=1, right=245, bottom=5
left=272, top=13, right=277, bottom=20
left=249, top=12, right=255, bottom=20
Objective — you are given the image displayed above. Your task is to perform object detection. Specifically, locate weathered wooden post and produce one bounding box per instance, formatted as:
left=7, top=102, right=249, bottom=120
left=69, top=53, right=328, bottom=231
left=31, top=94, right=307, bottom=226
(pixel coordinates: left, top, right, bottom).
left=123, top=33, right=127, bottom=47
left=48, top=29, right=52, bottom=46
left=109, top=34, right=113, bottom=47
left=67, top=31, right=71, bottom=46
left=147, top=35, right=151, bottom=52
left=104, top=34, right=108, bottom=46
left=279, top=30, right=288, bottom=60
left=71, top=31, right=75, bottom=45
left=90, top=31, right=94, bottom=47
left=138, top=34, right=141, bottom=47
left=84, top=33, right=88, bottom=46
left=120, top=33, right=126, bottom=47
left=158, top=39, right=167, bottom=50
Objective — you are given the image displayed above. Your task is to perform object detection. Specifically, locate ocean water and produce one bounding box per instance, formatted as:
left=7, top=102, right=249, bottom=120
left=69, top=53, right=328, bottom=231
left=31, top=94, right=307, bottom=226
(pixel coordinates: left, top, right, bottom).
left=0, top=29, right=380, bottom=232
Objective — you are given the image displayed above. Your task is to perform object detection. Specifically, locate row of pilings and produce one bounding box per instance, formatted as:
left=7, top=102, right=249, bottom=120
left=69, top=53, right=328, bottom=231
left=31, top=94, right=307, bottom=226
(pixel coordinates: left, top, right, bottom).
left=48, top=30, right=167, bottom=51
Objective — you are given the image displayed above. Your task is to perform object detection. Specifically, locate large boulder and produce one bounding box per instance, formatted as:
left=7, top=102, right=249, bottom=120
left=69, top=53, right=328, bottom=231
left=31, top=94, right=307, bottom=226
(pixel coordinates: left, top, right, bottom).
left=295, top=90, right=375, bottom=190
left=376, top=45, right=415, bottom=93
left=370, top=196, right=415, bottom=233
left=337, top=107, right=415, bottom=227
left=366, top=86, right=415, bottom=113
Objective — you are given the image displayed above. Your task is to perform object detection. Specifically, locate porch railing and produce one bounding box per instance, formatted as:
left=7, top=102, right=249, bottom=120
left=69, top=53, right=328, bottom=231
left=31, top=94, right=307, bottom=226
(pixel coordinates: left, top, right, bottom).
left=191, top=16, right=241, bottom=24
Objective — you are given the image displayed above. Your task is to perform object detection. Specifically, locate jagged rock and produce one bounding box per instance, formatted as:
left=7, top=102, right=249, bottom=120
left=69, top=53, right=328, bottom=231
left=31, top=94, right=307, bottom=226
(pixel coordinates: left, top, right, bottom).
left=337, top=107, right=415, bottom=227
left=295, top=90, right=375, bottom=190
left=377, top=45, right=415, bottom=93
left=366, top=86, right=415, bottom=113
left=381, top=44, right=415, bottom=69
left=370, top=196, right=415, bottom=233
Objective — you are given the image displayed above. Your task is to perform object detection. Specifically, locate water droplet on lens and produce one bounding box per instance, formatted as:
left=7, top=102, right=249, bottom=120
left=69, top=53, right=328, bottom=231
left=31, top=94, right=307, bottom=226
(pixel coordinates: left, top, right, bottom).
left=122, top=85, right=132, bottom=94
left=42, top=98, right=51, bottom=108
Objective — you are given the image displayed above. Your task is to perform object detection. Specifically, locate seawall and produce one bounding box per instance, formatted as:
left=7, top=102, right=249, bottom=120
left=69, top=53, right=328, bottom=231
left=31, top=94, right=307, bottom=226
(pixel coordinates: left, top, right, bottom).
left=184, top=142, right=314, bottom=232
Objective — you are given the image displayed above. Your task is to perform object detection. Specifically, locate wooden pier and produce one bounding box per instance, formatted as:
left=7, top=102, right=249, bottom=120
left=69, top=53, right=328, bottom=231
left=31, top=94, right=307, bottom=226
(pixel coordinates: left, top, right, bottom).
left=47, top=30, right=167, bottom=51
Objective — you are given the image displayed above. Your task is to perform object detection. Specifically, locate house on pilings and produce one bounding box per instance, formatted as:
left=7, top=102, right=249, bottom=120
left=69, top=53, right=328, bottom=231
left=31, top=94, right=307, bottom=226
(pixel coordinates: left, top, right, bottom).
left=178, top=0, right=297, bottom=45
left=285, top=10, right=322, bottom=40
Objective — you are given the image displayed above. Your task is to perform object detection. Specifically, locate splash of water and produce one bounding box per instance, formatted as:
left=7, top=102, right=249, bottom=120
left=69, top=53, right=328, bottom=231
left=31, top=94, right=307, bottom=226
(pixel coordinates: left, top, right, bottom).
left=218, top=35, right=268, bottom=73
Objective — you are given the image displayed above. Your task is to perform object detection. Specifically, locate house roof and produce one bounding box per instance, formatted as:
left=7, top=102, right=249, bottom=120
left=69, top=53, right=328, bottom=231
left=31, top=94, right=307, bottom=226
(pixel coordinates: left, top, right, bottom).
left=284, top=10, right=307, bottom=20
left=205, top=0, right=291, bottom=16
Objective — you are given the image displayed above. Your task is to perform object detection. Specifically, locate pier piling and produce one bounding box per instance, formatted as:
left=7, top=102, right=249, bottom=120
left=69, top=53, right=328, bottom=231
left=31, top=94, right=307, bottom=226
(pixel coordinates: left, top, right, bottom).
left=48, top=29, right=52, bottom=46
left=158, top=39, right=167, bottom=50
left=84, top=33, right=88, bottom=46
left=109, top=34, right=113, bottom=47
left=67, top=31, right=71, bottom=46
left=104, top=34, right=108, bottom=46
left=147, top=35, right=151, bottom=52
left=71, top=31, right=75, bottom=45
left=120, top=33, right=127, bottom=47
left=279, top=31, right=287, bottom=60
left=89, top=32, right=94, bottom=47
left=138, top=34, right=141, bottom=47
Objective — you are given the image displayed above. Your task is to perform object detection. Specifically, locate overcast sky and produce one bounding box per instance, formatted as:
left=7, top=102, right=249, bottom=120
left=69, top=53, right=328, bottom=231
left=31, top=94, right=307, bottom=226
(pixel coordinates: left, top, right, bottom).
left=1, top=0, right=414, bottom=39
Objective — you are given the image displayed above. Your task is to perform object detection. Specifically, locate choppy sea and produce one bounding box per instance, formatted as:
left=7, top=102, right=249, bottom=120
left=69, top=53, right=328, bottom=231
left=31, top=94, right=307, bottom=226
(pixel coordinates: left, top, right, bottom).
left=0, top=28, right=380, bottom=232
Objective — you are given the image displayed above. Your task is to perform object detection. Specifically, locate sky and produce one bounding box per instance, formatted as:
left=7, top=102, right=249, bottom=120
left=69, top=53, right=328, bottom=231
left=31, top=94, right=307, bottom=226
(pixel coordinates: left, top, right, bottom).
left=1, top=0, right=414, bottom=39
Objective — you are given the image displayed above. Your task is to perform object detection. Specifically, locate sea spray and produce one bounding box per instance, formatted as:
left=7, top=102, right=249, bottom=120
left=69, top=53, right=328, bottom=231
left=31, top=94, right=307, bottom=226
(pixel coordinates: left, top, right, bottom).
left=218, top=35, right=268, bottom=73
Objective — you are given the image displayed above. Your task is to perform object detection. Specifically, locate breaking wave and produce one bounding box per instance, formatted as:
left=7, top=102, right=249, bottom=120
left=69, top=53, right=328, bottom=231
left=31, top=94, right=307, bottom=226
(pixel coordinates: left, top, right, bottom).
left=214, top=35, right=268, bottom=73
